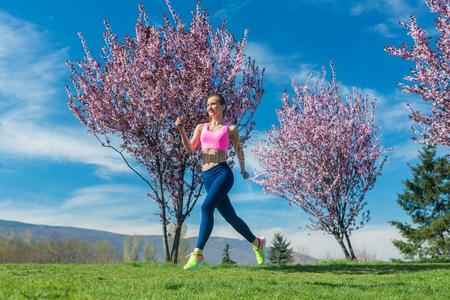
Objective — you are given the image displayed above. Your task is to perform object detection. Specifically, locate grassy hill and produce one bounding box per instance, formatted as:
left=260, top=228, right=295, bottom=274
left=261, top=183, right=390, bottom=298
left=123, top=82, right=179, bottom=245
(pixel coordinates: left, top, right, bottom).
left=0, top=261, right=449, bottom=299
left=0, top=219, right=318, bottom=264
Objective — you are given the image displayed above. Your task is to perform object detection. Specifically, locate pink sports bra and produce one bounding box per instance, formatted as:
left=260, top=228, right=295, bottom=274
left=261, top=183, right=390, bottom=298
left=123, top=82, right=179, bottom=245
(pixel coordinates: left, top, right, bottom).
left=200, top=121, right=230, bottom=151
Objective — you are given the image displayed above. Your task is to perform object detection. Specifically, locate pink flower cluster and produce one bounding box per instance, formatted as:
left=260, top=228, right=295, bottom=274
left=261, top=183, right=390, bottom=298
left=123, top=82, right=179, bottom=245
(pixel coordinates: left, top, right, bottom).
left=385, top=0, right=449, bottom=148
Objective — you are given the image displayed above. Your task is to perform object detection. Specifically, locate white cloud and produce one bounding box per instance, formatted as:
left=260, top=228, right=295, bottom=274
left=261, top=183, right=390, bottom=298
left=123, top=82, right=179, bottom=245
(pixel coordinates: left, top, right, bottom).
left=245, top=41, right=316, bottom=86
left=242, top=129, right=268, bottom=175
left=351, top=1, right=378, bottom=15
left=350, top=0, right=418, bottom=20
left=61, top=184, right=149, bottom=209
left=0, top=12, right=66, bottom=118
left=228, top=191, right=274, bottom=203
left=369, top=22, right=396, bottom=38
left=0, top=184, right=158, bottom=235
left=285, top=1, right=429, bottom=39
left=376, top=89, right=431, bottom=134
left=386, top=140, right=449, bottom=165
left=213, top=0, right=252, bottom=20
left=285, top=0, right=420, bottom=21
left=281, top=1, right=428, bottom=39
left=0, top=117, right=130, bottom=174
left=387, top=140, right=421, bottom=161
left=0, top=11, right=132, bottom=175
left=350, top=0, right=428, bottom=38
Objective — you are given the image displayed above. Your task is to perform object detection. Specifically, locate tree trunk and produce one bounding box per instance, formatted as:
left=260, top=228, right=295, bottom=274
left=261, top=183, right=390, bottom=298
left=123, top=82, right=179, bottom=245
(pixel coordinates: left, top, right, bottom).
left=170, top=221, right=183, bottom=264
left=160, top=202, right=171, bottom=262
left=335, top=237, right=352, bottom=260
left=344, top=231, right=357, bottom=261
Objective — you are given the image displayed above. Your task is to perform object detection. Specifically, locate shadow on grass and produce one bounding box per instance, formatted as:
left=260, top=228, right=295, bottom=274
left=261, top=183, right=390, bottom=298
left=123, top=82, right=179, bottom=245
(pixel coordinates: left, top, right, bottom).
left=256, top=262, right=450, bottom=275
left=303, top=280, right=407, bottom=289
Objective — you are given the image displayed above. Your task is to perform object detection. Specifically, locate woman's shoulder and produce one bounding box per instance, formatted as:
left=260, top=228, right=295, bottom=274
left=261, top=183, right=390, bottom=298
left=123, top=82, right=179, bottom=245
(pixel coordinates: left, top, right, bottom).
left=227, top=122, right=237, bottom=131
left=195, top=123, right=206, bottom=131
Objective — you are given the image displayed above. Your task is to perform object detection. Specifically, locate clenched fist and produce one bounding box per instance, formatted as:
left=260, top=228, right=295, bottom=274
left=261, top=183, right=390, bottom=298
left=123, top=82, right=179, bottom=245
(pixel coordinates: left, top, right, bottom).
left=241, top=170, right=249, bottom=179
left=175, top=116, right=185, bottom=130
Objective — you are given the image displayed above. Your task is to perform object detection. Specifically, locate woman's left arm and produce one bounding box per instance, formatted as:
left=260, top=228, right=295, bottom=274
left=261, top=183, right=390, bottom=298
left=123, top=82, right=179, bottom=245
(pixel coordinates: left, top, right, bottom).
left=229, top=125, right=249, bottom=179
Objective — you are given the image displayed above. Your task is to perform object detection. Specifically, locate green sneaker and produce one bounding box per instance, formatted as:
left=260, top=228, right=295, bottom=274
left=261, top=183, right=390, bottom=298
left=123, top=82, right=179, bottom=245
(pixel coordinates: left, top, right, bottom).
left=252, top=236, right=266, bottom=265
left=183, top=251, right=205, bottom=271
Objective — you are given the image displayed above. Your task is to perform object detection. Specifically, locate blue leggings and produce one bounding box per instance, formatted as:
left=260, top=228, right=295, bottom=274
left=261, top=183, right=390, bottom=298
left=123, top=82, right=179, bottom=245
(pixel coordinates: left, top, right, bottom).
left=195, top=161, right=256, bottom=250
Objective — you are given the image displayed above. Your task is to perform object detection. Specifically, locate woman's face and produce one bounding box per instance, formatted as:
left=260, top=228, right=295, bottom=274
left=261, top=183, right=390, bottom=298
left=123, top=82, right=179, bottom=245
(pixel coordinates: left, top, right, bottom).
left=206, top=96, right=225, bottom=118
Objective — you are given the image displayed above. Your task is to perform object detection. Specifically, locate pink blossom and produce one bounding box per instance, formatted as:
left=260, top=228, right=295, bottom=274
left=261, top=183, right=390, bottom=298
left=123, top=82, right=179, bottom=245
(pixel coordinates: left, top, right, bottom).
left=385, top=0, right=449, bottom=148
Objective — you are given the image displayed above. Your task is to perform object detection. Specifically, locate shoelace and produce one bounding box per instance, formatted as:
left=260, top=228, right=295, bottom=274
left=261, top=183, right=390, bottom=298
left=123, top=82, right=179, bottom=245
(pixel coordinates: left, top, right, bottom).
left=185, top=252, right=203, bottom=258
left=252, top=239, right=261, bottom=250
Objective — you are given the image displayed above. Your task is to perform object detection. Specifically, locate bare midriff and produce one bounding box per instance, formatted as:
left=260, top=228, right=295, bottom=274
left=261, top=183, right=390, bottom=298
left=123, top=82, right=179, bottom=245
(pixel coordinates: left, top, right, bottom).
left=201, top=148, right=227, bottom=171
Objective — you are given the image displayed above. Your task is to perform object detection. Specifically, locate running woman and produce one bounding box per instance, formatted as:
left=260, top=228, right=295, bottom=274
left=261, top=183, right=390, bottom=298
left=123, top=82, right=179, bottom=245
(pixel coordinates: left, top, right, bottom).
left=175, top=93, right=266, bottom=271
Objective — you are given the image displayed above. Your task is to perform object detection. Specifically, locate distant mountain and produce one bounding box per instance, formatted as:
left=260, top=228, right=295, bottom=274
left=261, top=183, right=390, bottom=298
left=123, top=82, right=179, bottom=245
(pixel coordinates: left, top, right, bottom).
left=0, top=219, right=319, bottom=264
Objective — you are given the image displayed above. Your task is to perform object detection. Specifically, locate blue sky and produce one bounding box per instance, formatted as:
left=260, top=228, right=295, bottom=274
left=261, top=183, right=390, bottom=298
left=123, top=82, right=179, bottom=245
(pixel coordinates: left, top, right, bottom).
left=0, top=0, right=447, bottom=260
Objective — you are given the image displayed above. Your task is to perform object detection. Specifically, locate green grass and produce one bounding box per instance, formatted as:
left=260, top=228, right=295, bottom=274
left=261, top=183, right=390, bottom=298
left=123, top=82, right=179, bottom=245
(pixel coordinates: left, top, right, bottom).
left=0, top=261, right=449, bottom=299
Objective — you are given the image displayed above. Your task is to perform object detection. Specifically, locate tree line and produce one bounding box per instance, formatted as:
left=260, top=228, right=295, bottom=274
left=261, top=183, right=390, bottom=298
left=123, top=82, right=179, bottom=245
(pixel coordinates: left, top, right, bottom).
left=0, top=231, right=157, bottom=264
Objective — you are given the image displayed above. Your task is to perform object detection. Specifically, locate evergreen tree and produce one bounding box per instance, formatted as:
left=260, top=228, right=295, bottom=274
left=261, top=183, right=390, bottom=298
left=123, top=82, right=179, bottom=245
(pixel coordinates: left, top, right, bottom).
left=268, top=231, right=294, bottom=265
left=389, top=145, right=449, bottom=261
left=221, top=243, right=236, bottom=265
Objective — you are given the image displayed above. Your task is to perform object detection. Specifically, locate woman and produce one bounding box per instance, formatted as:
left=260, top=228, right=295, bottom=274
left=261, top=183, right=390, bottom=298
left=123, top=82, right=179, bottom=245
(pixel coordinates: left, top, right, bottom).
left=175, top=93, right=266, bottom=271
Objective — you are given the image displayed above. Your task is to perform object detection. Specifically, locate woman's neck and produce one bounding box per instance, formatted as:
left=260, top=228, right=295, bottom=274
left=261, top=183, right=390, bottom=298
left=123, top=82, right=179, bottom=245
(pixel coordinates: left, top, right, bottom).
left=210, top=116, right=224, bottom=126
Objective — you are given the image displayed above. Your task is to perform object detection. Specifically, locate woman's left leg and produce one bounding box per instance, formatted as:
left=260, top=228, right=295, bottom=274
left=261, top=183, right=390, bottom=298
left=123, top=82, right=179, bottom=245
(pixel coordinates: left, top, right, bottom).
left=217, top=195, right=257, bottom=244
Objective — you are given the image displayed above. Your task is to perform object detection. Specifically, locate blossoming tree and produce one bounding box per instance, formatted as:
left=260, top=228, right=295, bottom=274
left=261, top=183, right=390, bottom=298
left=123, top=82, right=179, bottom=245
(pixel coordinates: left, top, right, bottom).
left=251, top=65, right=386, bottom=260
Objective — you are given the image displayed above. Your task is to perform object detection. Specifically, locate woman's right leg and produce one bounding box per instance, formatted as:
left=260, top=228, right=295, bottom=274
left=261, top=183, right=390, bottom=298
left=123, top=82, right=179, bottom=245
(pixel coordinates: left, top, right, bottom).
left=195, top=169, right=234, bottom=250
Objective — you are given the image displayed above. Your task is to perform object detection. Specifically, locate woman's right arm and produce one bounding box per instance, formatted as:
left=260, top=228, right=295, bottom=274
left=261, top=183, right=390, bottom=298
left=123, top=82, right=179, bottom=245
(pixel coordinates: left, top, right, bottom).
left=176, top=117, right=202, bottom=153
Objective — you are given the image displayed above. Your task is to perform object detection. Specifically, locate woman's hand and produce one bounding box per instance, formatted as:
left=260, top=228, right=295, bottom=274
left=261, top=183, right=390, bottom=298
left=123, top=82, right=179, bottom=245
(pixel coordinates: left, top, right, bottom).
left=241, top=170, right=249, bottom=179
left=175, top=116, right=185, bottom=131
